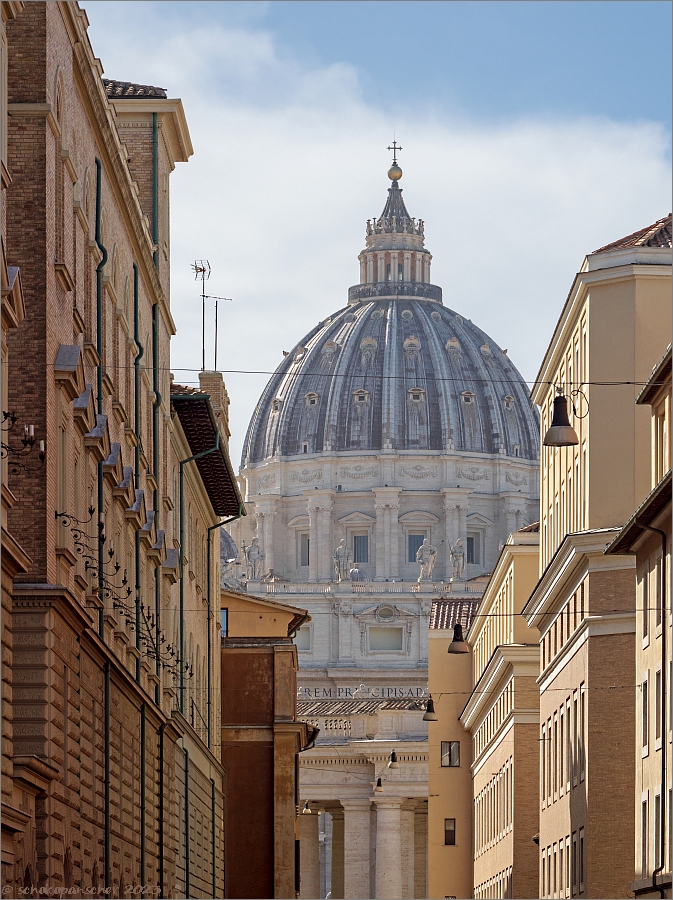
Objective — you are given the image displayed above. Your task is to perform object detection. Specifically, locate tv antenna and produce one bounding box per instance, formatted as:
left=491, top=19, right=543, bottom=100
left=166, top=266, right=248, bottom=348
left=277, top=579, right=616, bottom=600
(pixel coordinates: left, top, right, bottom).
left=192, top=261, right=233, bottom=371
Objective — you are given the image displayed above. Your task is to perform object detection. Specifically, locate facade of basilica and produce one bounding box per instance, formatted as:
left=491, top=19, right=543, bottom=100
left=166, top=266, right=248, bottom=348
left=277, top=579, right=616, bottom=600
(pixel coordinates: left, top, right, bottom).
left=226, top=157, right=541, bottom=898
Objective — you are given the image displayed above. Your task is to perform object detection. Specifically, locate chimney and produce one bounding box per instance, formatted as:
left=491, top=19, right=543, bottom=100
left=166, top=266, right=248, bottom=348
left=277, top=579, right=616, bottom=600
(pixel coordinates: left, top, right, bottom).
left=199, top=370, right=231, bottom=450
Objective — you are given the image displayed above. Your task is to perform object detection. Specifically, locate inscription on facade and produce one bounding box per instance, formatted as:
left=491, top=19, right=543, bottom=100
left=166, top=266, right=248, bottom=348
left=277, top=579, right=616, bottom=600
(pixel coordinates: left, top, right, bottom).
left=298, top=685, right=427, bottom=699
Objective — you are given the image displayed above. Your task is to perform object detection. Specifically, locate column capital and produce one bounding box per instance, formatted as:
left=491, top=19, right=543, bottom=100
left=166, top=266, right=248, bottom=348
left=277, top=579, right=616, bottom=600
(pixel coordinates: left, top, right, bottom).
left=340, top=798, right=372, bottom=810
left=372, top=796, right=405, bottom=809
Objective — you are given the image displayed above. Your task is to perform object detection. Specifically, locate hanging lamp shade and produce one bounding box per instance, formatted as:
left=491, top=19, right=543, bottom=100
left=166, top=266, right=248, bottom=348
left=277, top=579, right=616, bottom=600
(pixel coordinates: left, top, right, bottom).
left=448, top=623, right=469, bottom=654
left=374, top=777, right=384, bottom=792
left=422, top=697, right=438, bottom=721
left=302, top=801, right=311, bottom=814
left=388, top=750, right=400, bottom=769
left=543, top=393, right=579, bottom=447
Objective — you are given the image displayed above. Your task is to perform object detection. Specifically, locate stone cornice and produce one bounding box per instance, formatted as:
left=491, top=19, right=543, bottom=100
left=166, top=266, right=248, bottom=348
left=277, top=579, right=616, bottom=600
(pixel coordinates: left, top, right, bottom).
left=460, top=644, right=539, bottom=731
left=533, top=259, right=672, bottom=403
left=522, top=528, right=630, bottom=631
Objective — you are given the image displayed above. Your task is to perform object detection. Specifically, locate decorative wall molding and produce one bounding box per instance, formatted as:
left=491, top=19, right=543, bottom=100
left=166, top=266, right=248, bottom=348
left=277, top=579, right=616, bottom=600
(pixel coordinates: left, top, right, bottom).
left=290, top=468, right=323, bottom=484
left=257, top=472, right=276, bottom=488
left=399, top=465, right=437, bottom=479
left=340, top=465, right=379, bottom=479
left=506, top=471, right=528, bottom=486
left=456, top=465, right=489, bottom=481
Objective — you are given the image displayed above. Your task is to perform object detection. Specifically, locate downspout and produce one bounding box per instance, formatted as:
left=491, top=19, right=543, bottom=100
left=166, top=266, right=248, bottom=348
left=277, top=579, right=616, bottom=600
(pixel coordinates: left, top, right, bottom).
left=184, top=748, right=190, bottom=898
left=152, top=303, right=162, bottom=704
left=635, top=518, right=667, bottom=899
left=133, top=263, right=143, bottom=684
left=179, top=432, right=221, bottom=713
left=94, top=158, right=108, bottom=640
left=104, top=661, right=111, bottom=892
left=140, top=703, right=146, bottom=887
left=206, top=503, right=243, bottom=748
left=152, top=112, right=159, bottom=270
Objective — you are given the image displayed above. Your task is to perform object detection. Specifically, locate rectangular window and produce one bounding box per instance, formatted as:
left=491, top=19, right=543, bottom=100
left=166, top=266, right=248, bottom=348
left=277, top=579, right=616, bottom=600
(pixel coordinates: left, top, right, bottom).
left=572, top=833, right=577, bottom=895
left=655, top=670, right=662, bottom=743
left=444, top=818, right=456, bottom=845
left=441, top=741, right=460, bottom=767
left=369, top=626, right=403, bottom=651
left=566, top=836, right=571, bottom=897
left=541, top=725, right=546, bottom=806
left=642, top=678, right=649, bottom=752
left=408, top=532, right=425, bottom=563
left=579, top=686, right=586, bottom=782
left=560, top=708, right=565, bottom=793
left=573, top=694, right=578, bottom=785
left=655, top=556, right=663, bottom=627
left=654, top=793, right=661, bottom=870
left=300, top=533, right=310, bottom=567
left=642, top=799, right=648, bottom=876
left=553, top=845, right=557, bottom=896
left=642, top=563, right=650, bottom=640
left=466, top=534, right=480, bottom=564
left=353, top=534, right=368, bottom=564
left=547, top=718, right=553, bottom=800
left=294, top=625, right=311, bottom=652
left=566, top=699, right=572, bottom=789
left=579, top=828, right=584, bottom=892
left=559, top=843, right=564, bottom=895
left=220, top=608, right=228, bottom=638
left=542, top=854, right=546, bottom=899
left=553, top=716, right=558, bottom=796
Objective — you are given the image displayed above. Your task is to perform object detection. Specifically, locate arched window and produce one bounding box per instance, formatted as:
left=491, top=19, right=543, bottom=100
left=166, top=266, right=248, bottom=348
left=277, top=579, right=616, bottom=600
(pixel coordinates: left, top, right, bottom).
left=353, top=390, right=369, bottom=404
left=305, top=392, right=319, bottom=407
left=461, top=390, right=475, bottom=405
left=503, top=395, right=515, bottom=411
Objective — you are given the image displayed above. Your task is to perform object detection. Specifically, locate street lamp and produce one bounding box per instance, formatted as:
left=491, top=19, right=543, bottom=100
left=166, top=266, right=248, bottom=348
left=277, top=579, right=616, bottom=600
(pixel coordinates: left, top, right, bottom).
left=447, top=623, right=469, bottom=654
left=422, top=696, right=438, bottom=721
left=543, top=390, right=579, bottom=448
left=387, top=750, right=399, bottom=769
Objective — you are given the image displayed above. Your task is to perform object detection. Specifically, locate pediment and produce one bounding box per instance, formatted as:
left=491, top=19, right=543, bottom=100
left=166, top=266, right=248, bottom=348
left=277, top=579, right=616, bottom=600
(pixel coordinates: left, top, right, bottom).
left=337, top=511, right=376, bottom=526
left=84, top=414, right=111, bottom=463
left=287, top=515, right=310, bottom=528
left=54, top=344, right=85, bottom=401
left=125, top=488, right=146, bottom=528
left=398, top=510, right=439, bottom=525
left=103, top=442, right=124, bottom=489
left=467, top=512, right=492, bottom=528
left=355, top=603, right=416, bottom=622
left=73, top=384, right=96, bottom=436
left=112, top=464, right=136, bottom=509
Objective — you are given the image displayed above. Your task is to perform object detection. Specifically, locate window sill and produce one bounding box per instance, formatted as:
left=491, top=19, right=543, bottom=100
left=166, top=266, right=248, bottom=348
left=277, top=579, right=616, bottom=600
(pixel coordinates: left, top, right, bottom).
left=655, top=737, right=662, bottom=751
left=642, top=745, right=649, bottom=759
left=642, top=634, right=650, bottom=650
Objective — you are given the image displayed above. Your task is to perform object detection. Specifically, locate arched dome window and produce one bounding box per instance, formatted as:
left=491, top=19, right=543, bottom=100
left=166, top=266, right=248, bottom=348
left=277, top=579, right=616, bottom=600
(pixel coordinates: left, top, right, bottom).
left=481, top=343, right=492, bottom=356
left=305, top=392, right=319, bottom=407
left=446, top=337, right=461, bottom=353
left=503, top=395, right=515, bottom=410
left=354, top=390, right=370, bottom=404
left=401, top=309, right=413, bottom=321
left=322, top=340, right=338, bottom=357
left=408, top=388, right=425, bottom=402
left=271, top=398, right=283, bottom=413
left=461, top=390, right=475, bottom=405
left=431, top=311, right=441, bottom=322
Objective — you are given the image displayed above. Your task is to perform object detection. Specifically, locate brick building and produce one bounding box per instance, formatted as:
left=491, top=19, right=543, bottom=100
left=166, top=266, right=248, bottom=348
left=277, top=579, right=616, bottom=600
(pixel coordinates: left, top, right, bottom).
left=1, top=3, right=242, bottom=896
left=606, top=345, right=671, bottom=898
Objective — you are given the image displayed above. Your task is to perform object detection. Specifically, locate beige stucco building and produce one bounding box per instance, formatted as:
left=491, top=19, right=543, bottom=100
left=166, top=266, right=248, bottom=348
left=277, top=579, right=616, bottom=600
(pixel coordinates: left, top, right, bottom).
left=524, top=215, right=672, bottom=899
left=606, top=344, right=671, bottom=898
left=460, top=527, right=541, bottom=900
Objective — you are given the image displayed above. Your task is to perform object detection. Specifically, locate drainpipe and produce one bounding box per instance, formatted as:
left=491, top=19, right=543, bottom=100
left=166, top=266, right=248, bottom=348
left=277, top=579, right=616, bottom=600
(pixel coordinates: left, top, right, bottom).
left=158, top=723, right=165, bottom=899
left=140, top=703, right=146, bottom=886
left=104, top=661, right=111, bottom=891
left=206, top=503, right=243, bottom=748
left=94, top=158, right=108, bottom=640
left=179, top=432, right=221, bottom=713
left=635, top=518, right=667, bottom=899
left=133, top=263, right=143, bottom=684
left=152, top=112, right=159, bottom=270
left=184, top=748, right=190, bottom=897
left=152, top=302, right=162, bottom=704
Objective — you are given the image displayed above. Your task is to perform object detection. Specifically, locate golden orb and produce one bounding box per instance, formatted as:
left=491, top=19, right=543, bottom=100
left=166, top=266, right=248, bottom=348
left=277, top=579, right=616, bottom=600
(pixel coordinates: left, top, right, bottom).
left=387, top=163, right=403, bottom=181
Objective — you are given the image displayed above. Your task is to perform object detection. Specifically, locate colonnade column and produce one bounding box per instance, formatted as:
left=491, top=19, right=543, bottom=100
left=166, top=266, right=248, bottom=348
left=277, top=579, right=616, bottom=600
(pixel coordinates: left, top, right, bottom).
left=342, top=800, right=372, bottom=899
left=377, top=252, right=385, bottom=283
left=373, top=798, right=403, bottom=899
left=331, top=808, right=345, bottom=899
left=441, top=490, right=456, bottom=576
left=414, top=252, right=423, bottom=283
left=299, top=810, right=321, bottom=900
left=403, top=252, right=411, bottom=282
left=400, top=801, right=416, bottom=899
left=413, top=802, right=428, bottom=899
left=320, top=500, right=334, bottom=582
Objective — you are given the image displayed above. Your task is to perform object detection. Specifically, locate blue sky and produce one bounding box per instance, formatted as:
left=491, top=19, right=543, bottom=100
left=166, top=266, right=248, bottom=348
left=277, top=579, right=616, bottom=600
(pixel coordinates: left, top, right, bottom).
left=85, top=1, right=671, bottom=465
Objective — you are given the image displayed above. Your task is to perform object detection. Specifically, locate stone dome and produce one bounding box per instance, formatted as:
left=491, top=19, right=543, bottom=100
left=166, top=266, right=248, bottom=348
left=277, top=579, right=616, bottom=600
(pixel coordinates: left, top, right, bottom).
left=243, top=299, right=539, bottom=465
left=242, top=164, right=539, bottom=467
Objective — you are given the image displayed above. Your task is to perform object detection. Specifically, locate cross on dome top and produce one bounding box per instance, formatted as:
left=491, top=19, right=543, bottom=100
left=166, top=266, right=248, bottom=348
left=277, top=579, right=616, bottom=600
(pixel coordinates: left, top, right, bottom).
left=387, top=139, right=403, bottom=182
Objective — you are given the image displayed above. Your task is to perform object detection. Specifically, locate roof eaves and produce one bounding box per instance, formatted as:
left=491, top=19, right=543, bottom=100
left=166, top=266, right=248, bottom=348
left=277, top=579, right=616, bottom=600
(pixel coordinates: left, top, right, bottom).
left=636, top=345, right=672, bottom=406
left=604, top=470, right=672, bottom=556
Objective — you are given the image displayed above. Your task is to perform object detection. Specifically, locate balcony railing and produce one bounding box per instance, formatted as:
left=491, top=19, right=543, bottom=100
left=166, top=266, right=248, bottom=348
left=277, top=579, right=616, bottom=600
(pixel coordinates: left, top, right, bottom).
left=262, top=580, right=484, bottom=595
left=347, top=282, right=443, bottom=304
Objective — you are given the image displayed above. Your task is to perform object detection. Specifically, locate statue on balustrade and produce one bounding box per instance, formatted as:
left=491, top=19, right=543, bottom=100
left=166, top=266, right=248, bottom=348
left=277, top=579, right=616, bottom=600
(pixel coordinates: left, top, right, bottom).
left=350, top=563, right=367, bottom=582
left=416, top=538, right=437, bottom=582
left=333, top=538, right=353, bottom=582
left=450, top=539, right=465, bottom=579
left=243, top=537, right=265, bottom=581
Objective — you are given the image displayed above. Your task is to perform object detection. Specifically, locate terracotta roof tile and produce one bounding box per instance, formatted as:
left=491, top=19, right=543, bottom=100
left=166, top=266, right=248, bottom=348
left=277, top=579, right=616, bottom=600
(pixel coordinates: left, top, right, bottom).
left=102, top=78, right=167, bottom=100
left=297, top=697, right=422, bottom=717
left=593, top=214, right=672, bottom=253
left=430, top=599, right=480, bottom=631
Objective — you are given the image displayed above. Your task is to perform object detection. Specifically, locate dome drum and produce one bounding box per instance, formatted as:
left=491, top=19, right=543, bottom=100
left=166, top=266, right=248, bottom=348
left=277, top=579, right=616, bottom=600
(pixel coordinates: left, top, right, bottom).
left=348, top=282, right=442, bottom=305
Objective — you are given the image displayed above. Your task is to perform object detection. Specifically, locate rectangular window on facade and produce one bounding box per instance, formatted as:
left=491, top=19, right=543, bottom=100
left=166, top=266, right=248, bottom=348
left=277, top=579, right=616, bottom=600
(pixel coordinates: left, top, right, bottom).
left=642, top=563, right=650, bottom=640
left=572, top=833, right=577, bottom=895
left=408, top=532, right=425, bottom=563
left=642, top=678, right=649, bottom=752
left=655, top=669, right=662, bottom=743
left=369, top=626, right=403, bottom=651
left=642, top=799, right=648, bottom=875
left=441, top=741, right=460, bottom=767
left=294, top=625, right=311, bottom=652
left=353, top=534, right=368, bottom=563
left=444, top=818, right=456, bottom=845
left=566, top=836, right=571, bottom=897
left=547, top=718, right=553, bottom=800
left=300, top=533, right=310, bottom=567
left=579, top=828, right=584, bottom=892
left=542, top=854, right=546, bottom=899
left=566, top=699, right=572, bottom=788
left=560, top=843, right=564, bottom=895
left=220, top=609, right=228, bottom=638
left=541, top=725, right=546, bottom=806
left=579, top=686, right=586, bottom=782
left=466, top=534, right=480, bottom=564
left=560, top=708, right=565, bottom=793
left=573, top=694, right=578, bottom=785
left=654, top=793, right=661, bottom=870
left=553, top=716, right=558, bottom=796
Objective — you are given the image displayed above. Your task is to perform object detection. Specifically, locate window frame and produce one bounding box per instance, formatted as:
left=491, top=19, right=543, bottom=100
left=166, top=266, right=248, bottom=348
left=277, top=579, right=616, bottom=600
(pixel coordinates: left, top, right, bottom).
left=444, top=817, right=456, bottom=846
left=441, top=740, right=460, bottom=768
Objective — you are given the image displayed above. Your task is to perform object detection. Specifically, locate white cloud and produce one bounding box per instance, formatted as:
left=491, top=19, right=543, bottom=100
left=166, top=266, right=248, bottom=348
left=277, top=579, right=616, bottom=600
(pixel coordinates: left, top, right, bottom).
left=85, top=2, right=672, bottom=467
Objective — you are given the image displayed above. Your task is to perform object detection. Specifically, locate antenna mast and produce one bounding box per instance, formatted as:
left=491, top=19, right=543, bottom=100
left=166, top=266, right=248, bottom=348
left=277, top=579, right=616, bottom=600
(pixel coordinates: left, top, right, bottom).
left=192, top=260, right=210, bottom=372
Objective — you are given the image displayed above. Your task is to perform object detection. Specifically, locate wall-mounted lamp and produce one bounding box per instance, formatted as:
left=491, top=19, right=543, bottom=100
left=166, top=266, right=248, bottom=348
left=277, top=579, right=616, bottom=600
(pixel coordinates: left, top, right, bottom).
left=447, top=623, right=469, bottom=654
left=301, top=801, right=311, bottom=815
